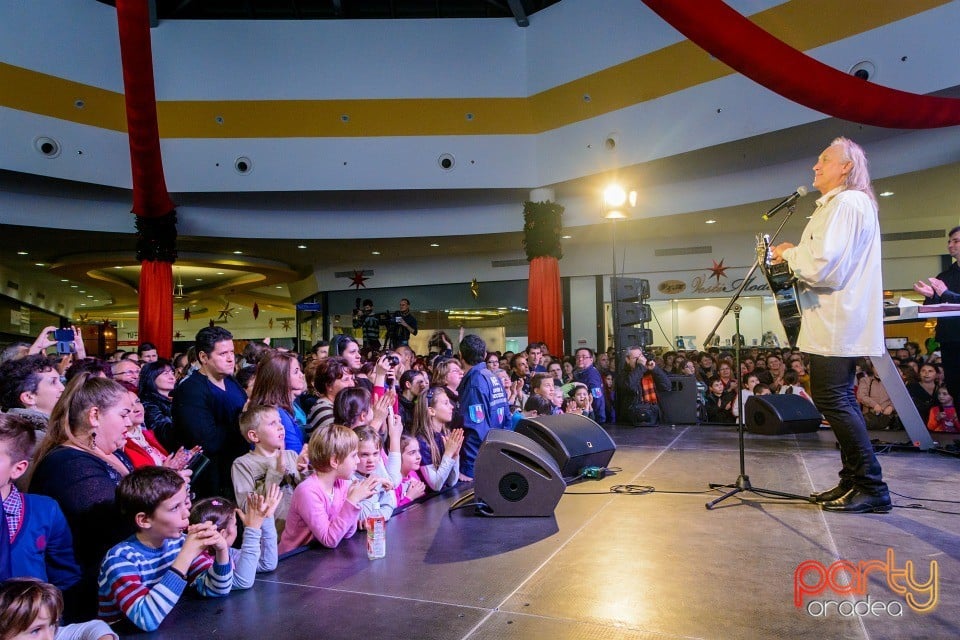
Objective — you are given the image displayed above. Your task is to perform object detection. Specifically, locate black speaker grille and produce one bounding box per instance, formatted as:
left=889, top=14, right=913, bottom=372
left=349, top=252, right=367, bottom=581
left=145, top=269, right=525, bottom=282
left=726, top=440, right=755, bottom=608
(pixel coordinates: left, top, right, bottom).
left=499, top=472, right=530, bottom=502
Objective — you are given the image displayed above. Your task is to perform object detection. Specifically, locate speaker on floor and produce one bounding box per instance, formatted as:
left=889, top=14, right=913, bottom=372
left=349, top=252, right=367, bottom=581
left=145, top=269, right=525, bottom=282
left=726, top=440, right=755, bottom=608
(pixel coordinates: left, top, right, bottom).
left=659, top=375, right=699, bottom=424
left=514, top=413, right=616, bottom=479
left=744, top=394, right=821, bottom=435
left=472, top=430, right=566, bottom=517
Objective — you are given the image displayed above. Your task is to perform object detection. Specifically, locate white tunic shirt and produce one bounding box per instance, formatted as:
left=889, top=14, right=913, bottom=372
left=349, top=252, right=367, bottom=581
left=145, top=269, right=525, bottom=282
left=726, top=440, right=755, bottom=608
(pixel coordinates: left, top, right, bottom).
left=781, top=187, right=884, bottom=357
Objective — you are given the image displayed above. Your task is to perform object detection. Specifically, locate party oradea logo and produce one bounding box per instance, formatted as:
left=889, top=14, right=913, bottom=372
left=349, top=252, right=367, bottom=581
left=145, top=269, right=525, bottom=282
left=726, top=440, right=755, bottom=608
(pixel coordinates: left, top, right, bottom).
left=794, top=548, right=938, bottom=618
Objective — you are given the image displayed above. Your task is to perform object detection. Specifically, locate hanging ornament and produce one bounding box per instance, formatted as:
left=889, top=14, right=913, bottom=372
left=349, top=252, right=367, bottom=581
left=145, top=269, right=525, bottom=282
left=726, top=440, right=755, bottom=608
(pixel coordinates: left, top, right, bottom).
left=280, top=319, right=292, bottom=331
left=183, top=307, right=191, bottom=321
left=348, top=270, right=369, bottom=289
left=470, top=278, right=480, bottom=300
left=174, top=331, right=183, bottom=339
left=252, top=302, right=260, bottom=320
left=216, top=301, right=236, bottom=322
left=208, top=319, right=215, bottom=328
left=268, top=318, right=274, bottom=329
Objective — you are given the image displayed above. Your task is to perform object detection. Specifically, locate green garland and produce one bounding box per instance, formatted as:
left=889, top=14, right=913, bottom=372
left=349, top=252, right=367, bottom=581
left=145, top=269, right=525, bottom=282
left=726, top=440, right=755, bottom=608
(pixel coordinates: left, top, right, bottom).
left=522, top=200, right=564, bottom=261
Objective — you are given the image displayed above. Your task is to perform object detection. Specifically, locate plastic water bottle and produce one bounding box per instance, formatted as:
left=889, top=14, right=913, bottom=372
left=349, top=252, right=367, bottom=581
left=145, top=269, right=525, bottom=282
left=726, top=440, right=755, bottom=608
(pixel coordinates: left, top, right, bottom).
left=366, top=514, right=386, bottom=560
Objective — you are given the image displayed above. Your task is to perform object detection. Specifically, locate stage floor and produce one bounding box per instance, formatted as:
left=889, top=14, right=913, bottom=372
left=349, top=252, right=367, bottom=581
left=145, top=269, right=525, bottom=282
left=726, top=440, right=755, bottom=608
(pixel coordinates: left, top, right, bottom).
left=137, top=425, right=959, bottom=640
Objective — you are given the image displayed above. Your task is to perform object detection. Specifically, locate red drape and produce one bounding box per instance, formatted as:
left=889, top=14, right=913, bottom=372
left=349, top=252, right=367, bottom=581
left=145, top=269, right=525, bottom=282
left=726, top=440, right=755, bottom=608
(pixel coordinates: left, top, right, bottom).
left=527, top=256, right=563, bottom=356
left=116, top=0, right=175, bottom=357
left=641, top=0, right=960, bottom=129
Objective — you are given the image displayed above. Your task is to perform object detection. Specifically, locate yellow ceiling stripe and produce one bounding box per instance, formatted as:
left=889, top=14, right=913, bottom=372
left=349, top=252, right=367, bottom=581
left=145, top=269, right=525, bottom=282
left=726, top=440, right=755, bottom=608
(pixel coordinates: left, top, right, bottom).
left=0, top=0, right=948, bottom=138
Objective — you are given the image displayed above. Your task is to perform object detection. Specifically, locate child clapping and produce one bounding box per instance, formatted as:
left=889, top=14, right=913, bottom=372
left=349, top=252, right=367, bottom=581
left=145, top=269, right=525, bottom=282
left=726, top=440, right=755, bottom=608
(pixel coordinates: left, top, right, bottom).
left=232, top=405, right=306, bottom=534
left=190, top=484, right=281, bottom=590
left=278, top=426, right=380, bottom=554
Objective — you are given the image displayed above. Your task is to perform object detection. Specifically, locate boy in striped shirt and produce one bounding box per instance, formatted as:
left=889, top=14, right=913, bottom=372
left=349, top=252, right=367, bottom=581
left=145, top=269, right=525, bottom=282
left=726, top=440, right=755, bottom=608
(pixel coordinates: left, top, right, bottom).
left=97, top=467, right=232, bottom=632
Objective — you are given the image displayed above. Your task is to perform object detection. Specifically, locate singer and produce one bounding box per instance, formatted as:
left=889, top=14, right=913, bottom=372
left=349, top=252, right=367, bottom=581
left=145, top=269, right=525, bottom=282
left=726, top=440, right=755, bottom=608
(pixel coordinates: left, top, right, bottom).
left=772, top=137, right=890, bottom=514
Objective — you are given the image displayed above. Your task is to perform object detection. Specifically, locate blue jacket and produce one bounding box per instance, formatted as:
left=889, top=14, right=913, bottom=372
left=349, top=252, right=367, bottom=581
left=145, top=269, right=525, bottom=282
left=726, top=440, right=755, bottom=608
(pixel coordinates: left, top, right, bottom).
left=9, top=493, right=81, bottom=590
left=457, top=365, right=510, bottom=477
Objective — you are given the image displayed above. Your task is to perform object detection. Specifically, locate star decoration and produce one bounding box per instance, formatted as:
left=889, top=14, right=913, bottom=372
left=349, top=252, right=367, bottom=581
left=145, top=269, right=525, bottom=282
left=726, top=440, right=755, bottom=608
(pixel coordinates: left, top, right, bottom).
left=174, top=331, right=183, bottom=339
left=280, top=319, right=292, bottom=330
left=217, top=302, right=236, bottom=322
left=349, top=270, right=369, bottom=289
left=708, top=259, right=729, bottom=283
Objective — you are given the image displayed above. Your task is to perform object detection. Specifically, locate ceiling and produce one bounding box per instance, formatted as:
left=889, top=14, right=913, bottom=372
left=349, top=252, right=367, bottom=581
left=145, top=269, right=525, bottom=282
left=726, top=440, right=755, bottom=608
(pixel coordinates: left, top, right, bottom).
left=2, top=1, right=959, bottom=325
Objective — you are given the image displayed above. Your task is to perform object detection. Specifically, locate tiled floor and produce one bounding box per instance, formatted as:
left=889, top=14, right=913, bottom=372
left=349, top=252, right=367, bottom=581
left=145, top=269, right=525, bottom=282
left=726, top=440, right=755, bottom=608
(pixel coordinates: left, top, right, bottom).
left=141, top=425, right=960, bottom=639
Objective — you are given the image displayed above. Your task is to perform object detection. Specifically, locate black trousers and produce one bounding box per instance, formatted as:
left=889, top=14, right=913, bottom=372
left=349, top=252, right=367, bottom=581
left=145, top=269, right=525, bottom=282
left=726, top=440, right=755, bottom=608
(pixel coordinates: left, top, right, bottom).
left=808, top=354, right=887, bottom=495
left=940, top=342, right=960, bottom=406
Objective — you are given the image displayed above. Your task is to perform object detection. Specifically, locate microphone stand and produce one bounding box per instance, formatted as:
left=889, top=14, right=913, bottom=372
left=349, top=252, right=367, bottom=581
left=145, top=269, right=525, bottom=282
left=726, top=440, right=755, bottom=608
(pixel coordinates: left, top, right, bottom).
left=703, top=203, right=813, bottom=509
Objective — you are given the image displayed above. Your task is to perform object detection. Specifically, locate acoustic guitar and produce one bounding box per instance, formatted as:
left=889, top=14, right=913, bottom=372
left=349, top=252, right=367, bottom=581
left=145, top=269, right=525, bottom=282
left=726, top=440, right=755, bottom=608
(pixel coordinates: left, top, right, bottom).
left=757, top=233, right=802, bottom=349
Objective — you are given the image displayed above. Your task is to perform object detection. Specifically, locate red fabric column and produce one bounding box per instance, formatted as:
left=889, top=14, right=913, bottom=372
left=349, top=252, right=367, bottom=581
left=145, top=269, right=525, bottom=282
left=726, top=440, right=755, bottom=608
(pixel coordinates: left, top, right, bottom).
left=527, top=256, right=563, bottom=357
left=116, top=0, right=176, bottom=358
left=641, top=0, right=960, bottom=128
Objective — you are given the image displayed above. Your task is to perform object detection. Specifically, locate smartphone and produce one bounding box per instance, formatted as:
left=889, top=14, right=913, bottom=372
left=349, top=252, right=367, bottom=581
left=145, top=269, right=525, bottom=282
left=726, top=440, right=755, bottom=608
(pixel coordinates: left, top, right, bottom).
left=54, top=328, right=75, bottom=355
left=186, top=452, right=211, bottom=479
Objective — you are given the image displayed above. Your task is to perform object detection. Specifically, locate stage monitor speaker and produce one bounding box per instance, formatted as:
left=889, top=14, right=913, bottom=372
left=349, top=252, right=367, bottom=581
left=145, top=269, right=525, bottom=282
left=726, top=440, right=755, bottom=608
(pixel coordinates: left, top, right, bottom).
left=744, top=394, right=821, bottom=435
left=515, top=413, right=616, bottom=479
left=659, top=375, right=700, bottom=424
left=613, top=277, right=650, bottom=302
left=473, top=430, right=566, bottom=517
left=616, top=301, right=652, bottom=326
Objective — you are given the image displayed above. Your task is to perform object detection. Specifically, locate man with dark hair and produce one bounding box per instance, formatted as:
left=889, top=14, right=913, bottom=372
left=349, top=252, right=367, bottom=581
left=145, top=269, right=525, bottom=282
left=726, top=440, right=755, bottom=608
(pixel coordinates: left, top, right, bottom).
left=389, top=298, right=418, bottom=349
left=310, top=340, right=330, bottom=361
left=914, top=225, right=960, bottom=403
left=525, top=343, right=547, bottom=373
left=0, top=354, right=64, bottom=438
left=574, top=348, right=606, bottom=423
left=137, top=342, right=158, bottom=363
left=510, top=352, right=531, bottom=395
left=457, top=334, right=509, bottom=480
left=171, top=326, right=247, bottom=500
left=353, top=298, right=382, bottom=351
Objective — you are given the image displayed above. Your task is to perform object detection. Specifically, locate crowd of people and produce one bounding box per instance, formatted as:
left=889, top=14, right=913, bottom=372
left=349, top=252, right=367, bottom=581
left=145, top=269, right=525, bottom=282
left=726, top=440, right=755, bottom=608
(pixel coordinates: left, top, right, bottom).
left=0, top=315, right=952, bottom=636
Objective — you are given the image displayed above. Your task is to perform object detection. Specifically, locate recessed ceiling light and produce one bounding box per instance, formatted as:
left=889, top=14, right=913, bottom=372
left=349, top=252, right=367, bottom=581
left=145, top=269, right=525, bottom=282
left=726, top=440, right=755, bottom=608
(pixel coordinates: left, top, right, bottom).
left=371, top=251, right=381, bottom=255
left=17, top=251, right=28, bottom=255
left=195, top=278, right=203, bottom=281
left=60, top=279, right=68, bottom=282
left=275, top=285, right=283, bottom=289
left=86, top=295, right=94, bottom=298
left=430, top=243, right=440, bottom=248
left=216, top=272, right=224, bottom=275
left=113, top=266, right=123, bottom=269
left=70, top=285, right=78, bottom=288
left=879, top=191, right=894, bottom=197
left=34, top=263, right=45, bottom=267
left=79, top=303, right=86, bottom=306
left=561, top=235, right=572, bottom=239
left=705, top=219, right=717, bottom=224
left=297, top=244, right=307, bottom=249
left=78, top=290, right=86, bottom=293
left=233, top=250, right=243, bottom=255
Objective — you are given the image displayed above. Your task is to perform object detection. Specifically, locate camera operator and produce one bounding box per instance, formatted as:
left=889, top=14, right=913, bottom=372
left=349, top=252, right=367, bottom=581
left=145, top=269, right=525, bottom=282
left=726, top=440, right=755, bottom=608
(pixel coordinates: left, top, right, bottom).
left=352, top=298, right=382, bottom=351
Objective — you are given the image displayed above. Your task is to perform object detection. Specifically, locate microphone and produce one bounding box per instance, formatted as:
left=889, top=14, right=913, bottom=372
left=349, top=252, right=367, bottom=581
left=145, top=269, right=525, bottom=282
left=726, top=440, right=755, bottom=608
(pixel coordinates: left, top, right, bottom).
left=761, top=186, right=808, bottom=221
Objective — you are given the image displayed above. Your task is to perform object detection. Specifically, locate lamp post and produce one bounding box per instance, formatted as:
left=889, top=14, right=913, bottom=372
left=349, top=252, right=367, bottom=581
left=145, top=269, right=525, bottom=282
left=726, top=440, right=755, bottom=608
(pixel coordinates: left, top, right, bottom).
left=603, top=185, right=637, bottom=356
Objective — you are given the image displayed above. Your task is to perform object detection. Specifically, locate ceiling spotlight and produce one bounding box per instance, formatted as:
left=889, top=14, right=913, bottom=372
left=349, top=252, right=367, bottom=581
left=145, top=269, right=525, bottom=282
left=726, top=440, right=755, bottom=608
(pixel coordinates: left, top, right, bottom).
left=113, top=266, right=123, bottom=269
left=705, top=219, right=717, bottom=224
left=60, top=279, right=68, bottom=282
left=70, top=285, right=78, bottom=288
left=297, top=244, right=307, bottom=249
left=371, top=251, right=381, bottom=255
left=603, top=185, right=627, bottom=207
left=17, top=251, right=28, bottom=255
left=216, top=272, right=225, bottom=275
left=561, top=235, right=572, bottom=239
left=429, top=243, right=440, bottom=247
left=233, top=250, right=243, bottom=255
left=275, top=285, right=283, bottom=289
left=35, top=263, right=45, bottom=267
left=879, top=191, right=894, bottom=197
